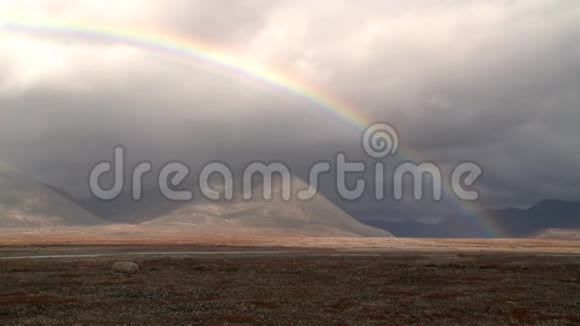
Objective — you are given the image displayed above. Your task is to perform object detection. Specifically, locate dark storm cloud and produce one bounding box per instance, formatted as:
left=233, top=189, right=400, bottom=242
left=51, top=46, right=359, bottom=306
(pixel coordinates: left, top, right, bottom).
left=0, top=0, right=579, bottom=218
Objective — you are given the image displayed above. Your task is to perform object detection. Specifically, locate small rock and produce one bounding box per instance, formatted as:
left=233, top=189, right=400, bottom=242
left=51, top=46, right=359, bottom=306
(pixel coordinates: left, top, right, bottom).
left=112, top=261, right=139, bottom=274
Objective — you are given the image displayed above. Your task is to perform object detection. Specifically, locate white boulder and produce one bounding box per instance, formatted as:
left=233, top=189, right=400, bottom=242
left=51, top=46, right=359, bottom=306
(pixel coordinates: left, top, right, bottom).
left=111, top=261, right=139, bottom=274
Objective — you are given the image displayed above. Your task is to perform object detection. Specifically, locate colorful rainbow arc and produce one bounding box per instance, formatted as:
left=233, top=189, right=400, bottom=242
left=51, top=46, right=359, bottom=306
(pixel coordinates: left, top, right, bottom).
left=0, top=17, right=501, bottom=237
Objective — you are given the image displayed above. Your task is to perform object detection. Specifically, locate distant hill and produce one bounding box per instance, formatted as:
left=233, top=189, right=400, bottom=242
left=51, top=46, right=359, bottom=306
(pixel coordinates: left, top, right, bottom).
left=535, top=229, right=580, bottom=240
left=366, top=199, right=580, bottom=238
left=143, top=176, right=392, bottom=237
left=481, top=200, right=580, bottom=237
left=0, top=162, right=105, bottom=227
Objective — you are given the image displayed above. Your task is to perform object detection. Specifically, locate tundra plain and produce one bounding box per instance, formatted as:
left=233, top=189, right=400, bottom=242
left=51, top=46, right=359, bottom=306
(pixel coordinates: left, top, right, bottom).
left=0, top=240, right=578, bottom=325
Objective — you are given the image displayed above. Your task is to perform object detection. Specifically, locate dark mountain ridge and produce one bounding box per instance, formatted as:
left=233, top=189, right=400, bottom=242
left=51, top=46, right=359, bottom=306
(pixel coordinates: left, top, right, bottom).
left=366, top=199, right=580, bottom=238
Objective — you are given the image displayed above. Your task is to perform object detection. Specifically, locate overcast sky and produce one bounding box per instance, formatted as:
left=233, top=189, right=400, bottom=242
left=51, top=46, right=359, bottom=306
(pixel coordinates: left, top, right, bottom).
left=1, top=0, right=579, bottom=221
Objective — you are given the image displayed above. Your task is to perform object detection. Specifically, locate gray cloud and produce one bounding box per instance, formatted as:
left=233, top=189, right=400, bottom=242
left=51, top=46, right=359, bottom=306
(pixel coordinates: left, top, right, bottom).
left=0, top=0, right=579, bottom=220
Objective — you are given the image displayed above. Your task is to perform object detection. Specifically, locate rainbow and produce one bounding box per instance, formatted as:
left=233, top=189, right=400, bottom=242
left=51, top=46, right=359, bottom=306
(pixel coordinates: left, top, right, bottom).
left=0, top=16, right=502, bottom=237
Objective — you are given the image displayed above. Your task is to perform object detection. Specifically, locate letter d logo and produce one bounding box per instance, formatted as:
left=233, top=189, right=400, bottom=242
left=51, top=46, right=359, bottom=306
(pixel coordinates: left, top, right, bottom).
left=89, top=146, right=125, bottom=200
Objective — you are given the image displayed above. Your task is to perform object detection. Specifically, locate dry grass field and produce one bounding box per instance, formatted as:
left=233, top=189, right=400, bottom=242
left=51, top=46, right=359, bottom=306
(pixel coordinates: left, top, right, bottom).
left=0, top=231, right=579, bottom=254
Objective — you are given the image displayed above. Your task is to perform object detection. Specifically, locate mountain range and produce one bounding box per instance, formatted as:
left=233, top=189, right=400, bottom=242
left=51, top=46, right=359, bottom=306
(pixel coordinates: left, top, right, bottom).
left=2, top=160, right=578, bottom=238
left=366, top=200, right=580, bottom=238
left=0, top=162, right=390, bottom=237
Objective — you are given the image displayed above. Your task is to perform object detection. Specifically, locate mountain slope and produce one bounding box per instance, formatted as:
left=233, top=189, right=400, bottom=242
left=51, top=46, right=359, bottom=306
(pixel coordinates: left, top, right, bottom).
left=144, top=176, right=392, bottom=237
left=0, top=162, right=105, bottom=227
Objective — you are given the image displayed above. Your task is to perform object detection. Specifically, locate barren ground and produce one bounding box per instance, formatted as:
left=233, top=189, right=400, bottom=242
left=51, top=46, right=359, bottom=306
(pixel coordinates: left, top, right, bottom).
left=0, top=241, right=578, bottom=325
left=0, top=233, right=580, bottom=254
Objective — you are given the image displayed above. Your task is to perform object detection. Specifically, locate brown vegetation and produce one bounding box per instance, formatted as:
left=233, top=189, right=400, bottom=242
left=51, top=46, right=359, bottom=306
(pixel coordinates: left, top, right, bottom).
left=0, top=246, right=578, bottom=325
